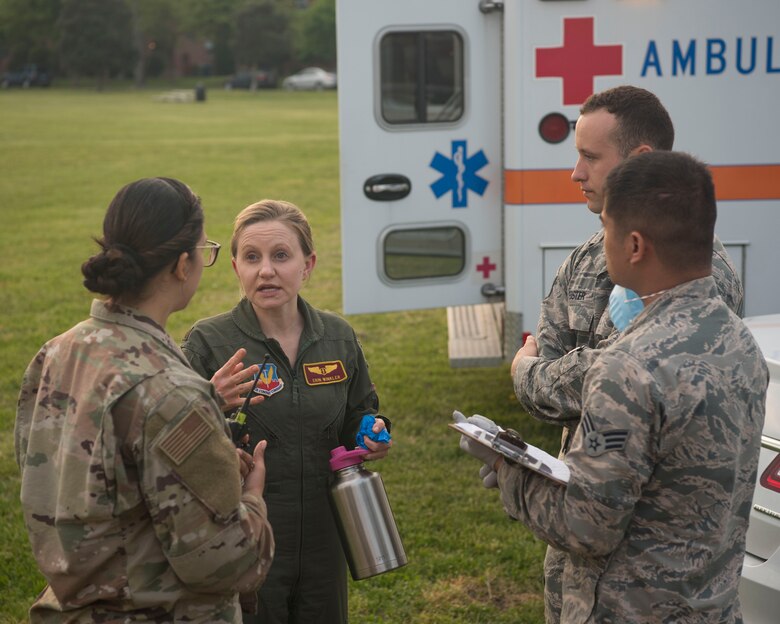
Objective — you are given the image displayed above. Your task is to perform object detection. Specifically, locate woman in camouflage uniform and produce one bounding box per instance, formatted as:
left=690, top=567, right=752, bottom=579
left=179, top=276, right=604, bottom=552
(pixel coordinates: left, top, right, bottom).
left=15, top=177, right=275, bottom=623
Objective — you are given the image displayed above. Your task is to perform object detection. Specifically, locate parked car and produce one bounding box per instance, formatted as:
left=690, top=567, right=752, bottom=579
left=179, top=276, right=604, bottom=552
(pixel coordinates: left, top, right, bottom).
left=740, top=314, right=780, bottom=623
left=224, top=69, right=277, bottom=90
left=282, top=67, right=336, bottom=91
left=1, top=64, right=51, bottom=88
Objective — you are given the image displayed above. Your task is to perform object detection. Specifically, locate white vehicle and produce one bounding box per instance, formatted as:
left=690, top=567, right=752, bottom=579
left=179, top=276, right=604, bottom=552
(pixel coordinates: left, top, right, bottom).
left=740, top=314, right=780, bottom=624
left=282, top=67, right=337, bottom=91
left=336, top=0, right=780, bottom=368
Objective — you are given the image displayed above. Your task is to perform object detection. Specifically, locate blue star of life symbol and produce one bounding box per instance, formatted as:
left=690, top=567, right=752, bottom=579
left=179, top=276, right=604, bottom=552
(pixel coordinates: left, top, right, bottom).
left=429, top=140, right=489, bottom=208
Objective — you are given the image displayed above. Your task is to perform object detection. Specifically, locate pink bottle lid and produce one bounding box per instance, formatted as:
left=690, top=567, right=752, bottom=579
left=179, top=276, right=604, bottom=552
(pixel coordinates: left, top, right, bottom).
left=329, top=445, right=370, bottom=471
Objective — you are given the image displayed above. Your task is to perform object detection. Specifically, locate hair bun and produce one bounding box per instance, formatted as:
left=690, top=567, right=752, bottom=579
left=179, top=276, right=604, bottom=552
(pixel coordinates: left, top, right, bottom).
left=82, top=244, right=145, bottom=296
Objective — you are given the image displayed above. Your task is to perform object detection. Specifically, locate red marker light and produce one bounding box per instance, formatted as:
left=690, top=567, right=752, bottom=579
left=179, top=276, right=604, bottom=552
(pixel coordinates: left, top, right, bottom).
left=760, top=452, right=780, bottom=493
left=539, top=112, right=572, bottom=144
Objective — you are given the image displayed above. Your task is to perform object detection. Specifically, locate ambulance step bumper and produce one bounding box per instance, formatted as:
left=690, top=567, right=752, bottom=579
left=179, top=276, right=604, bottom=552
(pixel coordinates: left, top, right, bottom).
left=447, top=302, right=504, bottom=368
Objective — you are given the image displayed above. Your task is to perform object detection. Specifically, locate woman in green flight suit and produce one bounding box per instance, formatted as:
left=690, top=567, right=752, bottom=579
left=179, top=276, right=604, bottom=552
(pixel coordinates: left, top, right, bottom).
left=182, top=199, right=391, bottom=624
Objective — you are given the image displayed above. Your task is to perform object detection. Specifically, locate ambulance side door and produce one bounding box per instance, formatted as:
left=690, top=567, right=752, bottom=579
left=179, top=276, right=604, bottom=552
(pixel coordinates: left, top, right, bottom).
left=336, top=0, right=502, bottom=314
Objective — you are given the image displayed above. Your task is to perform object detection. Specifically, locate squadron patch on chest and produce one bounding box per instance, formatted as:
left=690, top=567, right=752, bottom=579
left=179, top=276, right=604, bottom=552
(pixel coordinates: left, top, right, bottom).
left=158, top=409, right=214, bottom=465
left=303, top=360, right=348, bottom=386
left=581, top=411, right=629, bottom=457
left=253, top=362, right=285, bottom=397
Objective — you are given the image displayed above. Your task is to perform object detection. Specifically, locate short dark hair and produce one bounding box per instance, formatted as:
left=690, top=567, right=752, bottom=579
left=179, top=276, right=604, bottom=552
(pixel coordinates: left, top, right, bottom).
left=82, top=177, right=203, bottom=300
left=604, top=151, right=715, bottom=271
left=581, top=85, right=674, bottom=157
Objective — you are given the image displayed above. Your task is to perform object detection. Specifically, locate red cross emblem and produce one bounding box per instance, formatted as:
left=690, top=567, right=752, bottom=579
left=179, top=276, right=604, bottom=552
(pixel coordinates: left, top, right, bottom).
left=476, top=256, right=496, bottom=279
left=535, top=17, right=623, bottom=106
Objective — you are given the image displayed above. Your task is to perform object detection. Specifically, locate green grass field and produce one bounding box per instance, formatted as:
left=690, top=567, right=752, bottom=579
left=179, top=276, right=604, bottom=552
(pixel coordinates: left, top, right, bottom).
left=0, top=86, right=559, bottom=622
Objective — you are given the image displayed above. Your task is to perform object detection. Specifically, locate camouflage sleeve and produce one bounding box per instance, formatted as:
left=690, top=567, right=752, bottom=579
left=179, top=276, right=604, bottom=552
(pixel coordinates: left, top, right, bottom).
left=513, top=348, right=595, bottom=426
left=534, top=257, right=580, bottom=361
left=499, top=349, right=656, bottom=558
left=15, top=347, right=46, bottom=469
left=512, top=331, right=620, bottom=426
left=131, top=379, right=274, bottom=593
left=711, top=237, right=744, bottom=317
left=513, top=253, right=586, bottom=426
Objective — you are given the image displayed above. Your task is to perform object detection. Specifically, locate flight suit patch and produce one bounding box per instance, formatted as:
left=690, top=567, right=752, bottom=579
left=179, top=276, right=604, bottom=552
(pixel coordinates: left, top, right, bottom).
left=157, top=408, right=214, bottom=465
left=303, top=360, right=348, bottom=386
left=253, top=362, right=285, bottom=397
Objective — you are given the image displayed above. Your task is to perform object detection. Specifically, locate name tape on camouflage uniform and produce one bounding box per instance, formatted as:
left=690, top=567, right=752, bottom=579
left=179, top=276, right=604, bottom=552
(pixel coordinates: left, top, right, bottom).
left=303, top=360, right=348, bottom=386
left=158, top=409, right=215, bottom=465
left=582, top=410, right=630, bottom=457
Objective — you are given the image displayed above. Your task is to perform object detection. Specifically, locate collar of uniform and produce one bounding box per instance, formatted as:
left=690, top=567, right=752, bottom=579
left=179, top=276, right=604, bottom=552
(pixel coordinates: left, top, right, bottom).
left=628, top=275, right=719, bottom=331
left=589, top=229, right=608, bottom=277
left=653, top=274, right=718, bottom=305
left=89, top=299, right=187, bottom=364
left=233, top=296, right=325, bottom=343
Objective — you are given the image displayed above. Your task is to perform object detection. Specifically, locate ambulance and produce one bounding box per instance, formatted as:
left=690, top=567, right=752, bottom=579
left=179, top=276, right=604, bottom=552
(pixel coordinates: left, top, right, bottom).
left=335, top=0, right=780, bottom=368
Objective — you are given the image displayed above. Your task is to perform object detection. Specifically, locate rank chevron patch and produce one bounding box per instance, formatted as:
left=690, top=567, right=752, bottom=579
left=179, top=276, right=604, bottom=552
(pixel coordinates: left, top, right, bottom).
left=581, top=410, right=630, bottom=457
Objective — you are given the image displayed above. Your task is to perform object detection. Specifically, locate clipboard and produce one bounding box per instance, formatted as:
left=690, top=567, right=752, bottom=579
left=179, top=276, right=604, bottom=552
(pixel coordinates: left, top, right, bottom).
left=450, top=421, right=570, bottom=486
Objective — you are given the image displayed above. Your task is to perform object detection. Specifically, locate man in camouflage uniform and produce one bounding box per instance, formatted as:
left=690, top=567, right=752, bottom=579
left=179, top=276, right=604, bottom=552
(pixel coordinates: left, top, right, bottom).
left=486, top=151, right=768, bottom=622
left=15, top=300, right=275, bottom=622
left=510, top=86, right=744, bottom=623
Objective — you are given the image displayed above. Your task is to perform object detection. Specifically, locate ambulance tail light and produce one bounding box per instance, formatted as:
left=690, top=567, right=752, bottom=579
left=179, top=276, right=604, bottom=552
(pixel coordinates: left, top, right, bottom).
left=759, top=451, right=780, bottom=493
left=538, top=112, right=573, bottom=144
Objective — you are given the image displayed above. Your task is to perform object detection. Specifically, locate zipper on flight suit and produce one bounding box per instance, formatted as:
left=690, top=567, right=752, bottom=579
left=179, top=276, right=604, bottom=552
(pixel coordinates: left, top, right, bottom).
left=288, top=330, right=317, bottom=581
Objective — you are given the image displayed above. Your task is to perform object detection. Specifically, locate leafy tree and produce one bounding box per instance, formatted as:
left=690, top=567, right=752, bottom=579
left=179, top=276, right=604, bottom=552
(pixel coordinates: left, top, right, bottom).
left=183, top=0, right=242, bottom=74
left=295, top=0, right=335, bottom=67
left=0, top=0, right=61, bottom=70
left=128, top=0, right=182, bottom=84
left=232, top=0, right=293, bottom=77
left=210, top=24, right=235, bottom=75
left=59, top=0, right=137, bottom=88
left=184, top=0, right=239, bottom=38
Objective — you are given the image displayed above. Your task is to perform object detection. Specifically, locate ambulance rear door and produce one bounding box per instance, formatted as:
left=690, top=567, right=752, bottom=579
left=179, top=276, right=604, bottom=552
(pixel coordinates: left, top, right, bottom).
left=336, top=0, right=502, bottom=315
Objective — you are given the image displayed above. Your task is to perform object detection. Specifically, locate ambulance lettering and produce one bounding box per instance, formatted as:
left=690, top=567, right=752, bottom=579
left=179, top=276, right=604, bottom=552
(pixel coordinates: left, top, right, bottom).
left=536, top=17, right=779, bottom=109
left=641, top=36, right=780, bottom=76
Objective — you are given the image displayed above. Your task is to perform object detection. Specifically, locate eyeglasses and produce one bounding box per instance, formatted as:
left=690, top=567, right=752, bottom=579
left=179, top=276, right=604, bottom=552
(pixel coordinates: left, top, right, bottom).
left=195, top=239, right=221, bottom=267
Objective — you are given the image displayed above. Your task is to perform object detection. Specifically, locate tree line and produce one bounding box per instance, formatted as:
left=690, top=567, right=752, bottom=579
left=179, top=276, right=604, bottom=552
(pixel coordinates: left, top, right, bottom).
left=0, top=0, right=336, bottom=87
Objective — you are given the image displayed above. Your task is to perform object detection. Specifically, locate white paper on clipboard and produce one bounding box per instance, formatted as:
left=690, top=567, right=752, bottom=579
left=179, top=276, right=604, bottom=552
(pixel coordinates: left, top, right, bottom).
left=450, top=421, right=570, bottom=485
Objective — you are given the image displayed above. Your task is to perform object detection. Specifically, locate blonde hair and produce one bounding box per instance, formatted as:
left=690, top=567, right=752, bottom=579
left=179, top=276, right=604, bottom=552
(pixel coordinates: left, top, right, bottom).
left=231, top=199, right=315, bottom=258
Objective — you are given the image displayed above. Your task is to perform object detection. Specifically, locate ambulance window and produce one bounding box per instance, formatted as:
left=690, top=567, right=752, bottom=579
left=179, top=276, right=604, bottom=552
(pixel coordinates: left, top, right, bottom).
left=383, top=226, right=465, bottom=280
left=379, top=31, right=464, bottom=124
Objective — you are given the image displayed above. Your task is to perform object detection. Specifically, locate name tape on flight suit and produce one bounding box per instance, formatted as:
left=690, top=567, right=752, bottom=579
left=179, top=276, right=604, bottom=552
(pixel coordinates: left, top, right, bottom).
left=303, top=360, right=348, bottom=386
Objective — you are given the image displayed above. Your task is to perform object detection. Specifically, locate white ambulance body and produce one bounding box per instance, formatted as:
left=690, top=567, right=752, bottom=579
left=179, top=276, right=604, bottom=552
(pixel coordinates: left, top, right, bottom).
left=336, top=0, right=780, bottom=368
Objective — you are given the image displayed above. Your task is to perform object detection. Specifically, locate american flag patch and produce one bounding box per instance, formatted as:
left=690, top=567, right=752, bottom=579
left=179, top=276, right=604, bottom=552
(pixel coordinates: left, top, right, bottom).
left=158, top=409, right=214, bottom=465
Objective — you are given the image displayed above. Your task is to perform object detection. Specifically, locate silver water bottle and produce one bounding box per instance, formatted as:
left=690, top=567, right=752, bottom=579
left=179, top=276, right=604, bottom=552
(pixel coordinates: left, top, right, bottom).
left=328, top=446, right=408, bottom=580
